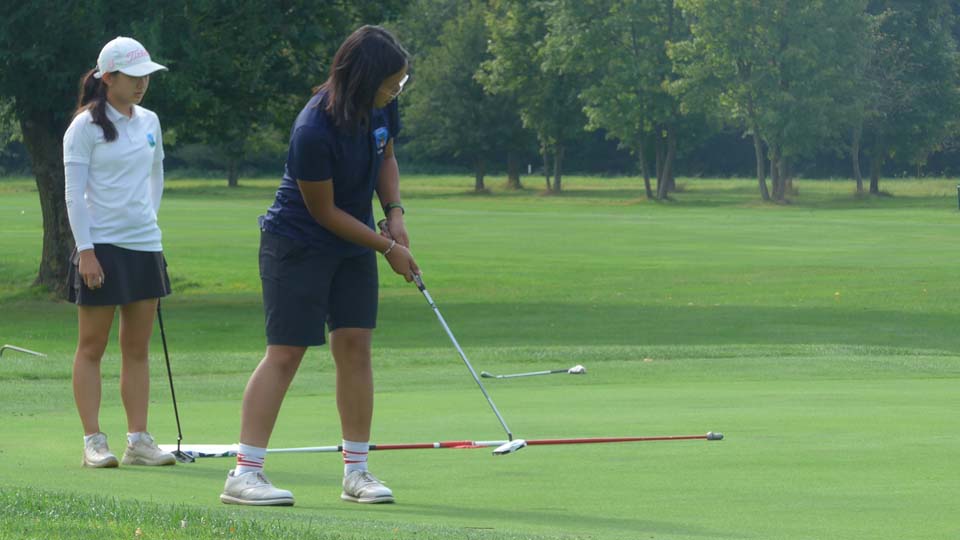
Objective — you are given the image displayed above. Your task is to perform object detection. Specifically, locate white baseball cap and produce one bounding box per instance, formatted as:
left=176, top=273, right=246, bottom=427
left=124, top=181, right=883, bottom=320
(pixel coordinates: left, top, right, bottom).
left=93, top=36, right=168, bottom=79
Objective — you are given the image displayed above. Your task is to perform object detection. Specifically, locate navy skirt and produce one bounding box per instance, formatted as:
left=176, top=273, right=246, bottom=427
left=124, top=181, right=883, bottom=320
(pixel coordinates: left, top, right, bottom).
left=67, top=244, right=171, bottom=306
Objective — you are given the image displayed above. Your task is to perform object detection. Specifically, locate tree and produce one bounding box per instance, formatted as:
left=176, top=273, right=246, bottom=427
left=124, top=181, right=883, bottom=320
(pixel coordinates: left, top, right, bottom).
left=401, top=0, right=532, bottom=191
left=672, top=0, right=870, bottom=201
left=478, top=0, right=588, bottom=192
left=0, top=1, right=152, bottom=296
left=545, top=0, right=694, bottom=200
left=152, top=1, right=397, bottom=187
left=0, top=1, right=405, bottom=295
left=861, top=0, right=960, bottom=194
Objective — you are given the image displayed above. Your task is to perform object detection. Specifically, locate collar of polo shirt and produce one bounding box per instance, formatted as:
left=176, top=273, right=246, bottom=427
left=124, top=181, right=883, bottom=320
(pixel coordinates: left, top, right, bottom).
left=105, top=102, right=136, bottom=121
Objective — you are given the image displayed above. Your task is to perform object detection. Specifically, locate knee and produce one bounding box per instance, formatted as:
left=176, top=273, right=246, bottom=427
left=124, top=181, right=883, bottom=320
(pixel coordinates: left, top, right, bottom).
left=265, top=347, right=305, bottom=375
left=119, top=340, right=150, bottom=363
left=332, top=330, right=372, bottom=356
left=76, top=337, right=109, bottom=363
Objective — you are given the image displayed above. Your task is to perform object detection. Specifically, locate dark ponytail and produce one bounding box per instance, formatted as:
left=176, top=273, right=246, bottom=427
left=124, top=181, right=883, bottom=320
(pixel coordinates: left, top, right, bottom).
left=74, top=68, right=117, bottom=142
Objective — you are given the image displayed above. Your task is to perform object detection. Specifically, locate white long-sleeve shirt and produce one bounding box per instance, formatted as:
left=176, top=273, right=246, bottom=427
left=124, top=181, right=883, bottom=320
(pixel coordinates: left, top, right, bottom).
left=63, top=103, right=165, bottom=252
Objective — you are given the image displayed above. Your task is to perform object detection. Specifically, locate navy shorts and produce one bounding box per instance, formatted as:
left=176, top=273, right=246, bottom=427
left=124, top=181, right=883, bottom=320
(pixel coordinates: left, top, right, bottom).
left=259, top=230, right=378, bottom=347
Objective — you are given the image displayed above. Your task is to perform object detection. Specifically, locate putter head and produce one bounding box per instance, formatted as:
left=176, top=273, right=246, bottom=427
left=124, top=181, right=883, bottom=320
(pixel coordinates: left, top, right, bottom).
left=706, top=431, right=724, bottom=441
left=567, top=365, right=586, bottom=374
left=492, top=439, right=527, bottom=455
left=173, top=449, right=196, bottom=463
left=480, top=371, right=494, bottom=378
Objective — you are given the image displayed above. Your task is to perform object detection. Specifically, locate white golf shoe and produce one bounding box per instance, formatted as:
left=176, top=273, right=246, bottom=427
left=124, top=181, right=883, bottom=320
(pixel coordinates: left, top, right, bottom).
left=341, top=470, right=394, bottom=503
left=220, top=469, right=295, bottom=506
left=82, top=432, right=119, bottom=468
left=121, top=433, right=176, bottom=466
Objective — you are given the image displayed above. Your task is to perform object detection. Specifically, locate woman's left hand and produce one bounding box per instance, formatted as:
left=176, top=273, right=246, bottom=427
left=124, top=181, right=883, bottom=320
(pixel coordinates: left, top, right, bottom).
left=381, top=216, right=410, bottom=248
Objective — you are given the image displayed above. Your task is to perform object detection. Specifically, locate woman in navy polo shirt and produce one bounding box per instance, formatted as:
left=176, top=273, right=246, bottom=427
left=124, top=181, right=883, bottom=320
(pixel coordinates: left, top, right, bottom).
left=220, top=26, right=418, bottom=506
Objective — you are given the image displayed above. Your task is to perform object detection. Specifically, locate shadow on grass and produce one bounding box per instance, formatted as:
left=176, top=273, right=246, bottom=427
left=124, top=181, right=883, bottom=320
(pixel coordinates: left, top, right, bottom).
left=4, top=293, right=959, bottom=359
left=398, top=180, right=957, bottom=212
left=152, top=176, right=960, bottom=212
left=163, top=182, right=279, bottom=200
left=379, top=299, right=960, bottom=354
left=401, top=501, right=738, bottom=539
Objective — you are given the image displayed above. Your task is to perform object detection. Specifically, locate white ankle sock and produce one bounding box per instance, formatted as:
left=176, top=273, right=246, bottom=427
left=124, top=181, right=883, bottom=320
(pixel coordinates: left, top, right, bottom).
left=127, top=432, right=148, bottom=445
left=83, top=433, right=100, bottom=445
left=342, top=439, right=369, bottom=475
left=236, top=443, right=267, bottom=475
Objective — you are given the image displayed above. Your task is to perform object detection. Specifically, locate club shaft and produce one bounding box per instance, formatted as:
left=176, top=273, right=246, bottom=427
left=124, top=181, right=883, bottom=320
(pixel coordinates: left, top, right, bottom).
left=493, top=369, right=568, bottom=379
left=415, top=277, right=514, bottom=440
left=0, top=345, right=46, bottom=358
left=157, top=301, right=185, bottom=449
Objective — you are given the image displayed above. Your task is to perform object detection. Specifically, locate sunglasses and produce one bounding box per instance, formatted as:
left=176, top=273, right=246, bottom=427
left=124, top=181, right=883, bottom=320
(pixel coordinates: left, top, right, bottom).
left=380, top=74, right=410, bottom=99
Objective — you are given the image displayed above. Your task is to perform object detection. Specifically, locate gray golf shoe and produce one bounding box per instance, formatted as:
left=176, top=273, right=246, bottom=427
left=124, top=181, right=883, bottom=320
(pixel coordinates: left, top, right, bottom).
left=341, top=470, right=394, bottom=503
left=82, top=432, right=119, bottom=468
left=220, top=469, right=295, bottom=506
left=121, top=432, right=176, bottom=466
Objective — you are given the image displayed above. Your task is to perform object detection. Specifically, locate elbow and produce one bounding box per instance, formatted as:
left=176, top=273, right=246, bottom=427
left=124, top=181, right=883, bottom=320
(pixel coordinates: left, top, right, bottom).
left=308, top=206, right=333, bottom=228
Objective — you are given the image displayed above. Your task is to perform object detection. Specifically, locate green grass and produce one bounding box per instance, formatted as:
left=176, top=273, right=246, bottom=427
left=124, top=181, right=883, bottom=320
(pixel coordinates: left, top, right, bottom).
left=1, top=175, right=958, bottom=539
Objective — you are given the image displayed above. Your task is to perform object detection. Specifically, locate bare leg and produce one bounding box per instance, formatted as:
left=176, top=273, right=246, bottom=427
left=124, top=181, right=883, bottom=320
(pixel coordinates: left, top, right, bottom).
left=239, top=345, right=307, bottom=447
left=119, top=298, right=158, bottom=433
left=330, top=328, right=374, bottom=442
left=74, top=305, right=116, bottom=435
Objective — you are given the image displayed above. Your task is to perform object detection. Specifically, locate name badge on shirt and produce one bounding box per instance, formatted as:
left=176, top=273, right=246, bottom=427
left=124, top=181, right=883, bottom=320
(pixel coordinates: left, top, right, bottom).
left=146, top=133, right=156, bottom=147
left=373, top=127, right=389, bottom=155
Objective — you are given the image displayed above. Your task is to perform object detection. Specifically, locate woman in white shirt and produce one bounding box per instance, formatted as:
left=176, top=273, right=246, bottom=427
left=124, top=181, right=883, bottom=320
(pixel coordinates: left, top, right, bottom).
left=63, top=36, right=176, bottom=469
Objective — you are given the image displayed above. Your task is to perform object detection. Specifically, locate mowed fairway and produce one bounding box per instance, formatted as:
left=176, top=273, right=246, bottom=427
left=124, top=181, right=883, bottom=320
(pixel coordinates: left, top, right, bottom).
left=1, top=176, right=958, bottom=539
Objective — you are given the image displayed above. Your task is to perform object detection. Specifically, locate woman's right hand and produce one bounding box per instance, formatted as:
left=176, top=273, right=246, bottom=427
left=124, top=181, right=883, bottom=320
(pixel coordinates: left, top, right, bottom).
left=78, top=250, right=105, bottom=290
left=384, top=243, right=419, bottom=282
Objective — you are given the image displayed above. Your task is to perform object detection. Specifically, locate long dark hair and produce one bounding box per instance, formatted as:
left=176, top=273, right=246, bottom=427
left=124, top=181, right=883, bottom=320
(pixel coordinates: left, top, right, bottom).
left=317, top=25, right=409, bottom=132
left=74, top=68, right=117, bottom=142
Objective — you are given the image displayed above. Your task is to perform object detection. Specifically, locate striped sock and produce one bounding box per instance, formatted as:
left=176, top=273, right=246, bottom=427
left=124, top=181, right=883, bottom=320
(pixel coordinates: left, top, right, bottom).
left=235, top=443, right=266, bottom=475
left=342, top=439, right=369, bottom=475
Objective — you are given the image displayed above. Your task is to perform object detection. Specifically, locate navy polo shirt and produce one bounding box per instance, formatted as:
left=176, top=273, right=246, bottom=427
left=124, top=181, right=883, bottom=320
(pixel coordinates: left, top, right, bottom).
left=260, top=90, right=400, bottom=256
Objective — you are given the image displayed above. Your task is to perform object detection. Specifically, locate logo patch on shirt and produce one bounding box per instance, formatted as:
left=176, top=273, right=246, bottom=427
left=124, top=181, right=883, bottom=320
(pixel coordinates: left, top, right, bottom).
left=146, top=133, right=156, bottom=147
left=373, top=127, right=389, bottom=155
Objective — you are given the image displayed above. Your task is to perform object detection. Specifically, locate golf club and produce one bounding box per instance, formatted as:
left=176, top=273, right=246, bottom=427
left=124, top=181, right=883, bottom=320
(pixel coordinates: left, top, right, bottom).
left=412, top=273, right=526, bottom=456
left=160, top=432, right=723, bottom=459
left=156, top=300, right=194, bottom=463
left=0, top=344, right=46, bottom=359
left=481, top=364, right=586, bottom=379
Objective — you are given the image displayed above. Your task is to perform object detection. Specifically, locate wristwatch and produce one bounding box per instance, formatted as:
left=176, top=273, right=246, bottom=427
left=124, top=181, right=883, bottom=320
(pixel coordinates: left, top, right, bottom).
left=383, top=202, right=405, bottom=215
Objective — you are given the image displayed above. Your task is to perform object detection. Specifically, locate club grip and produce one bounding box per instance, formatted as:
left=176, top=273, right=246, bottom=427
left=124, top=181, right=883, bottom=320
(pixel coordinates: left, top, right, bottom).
left=413, top=273, right=426, bottom=291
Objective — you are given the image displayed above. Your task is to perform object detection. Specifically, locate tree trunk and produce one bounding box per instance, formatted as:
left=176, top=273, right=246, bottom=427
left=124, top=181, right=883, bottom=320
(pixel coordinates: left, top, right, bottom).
left=782, top=157, right=793, bottom=197
left=227, top=157, right=240, bottom=188
left=552, top=143, right=564, bottom=193
left=541, top=142, right=552, bottom=192
left=654, top=128, right=664, bottom=199
left=851, top=124, right=863, bottom=193
left=869, top=152, right=881, bottom=194
left=662, top=125, right=677, bottom=196
left=506, top=151, right=522, bottom=189
left=20, top=110, right=73, bottom=298
left=638, top=143, right=653, bottom=199
left=869, top=131, right=882, bottom=194
left=474, top=157, right=486, bottom=192
left=770, top=144, right=784, bottom=201
left=751, top=126, right=770, bottom=201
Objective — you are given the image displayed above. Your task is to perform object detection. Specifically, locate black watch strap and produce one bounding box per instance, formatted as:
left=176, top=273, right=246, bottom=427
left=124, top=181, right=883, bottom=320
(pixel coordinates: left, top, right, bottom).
left=383, top=202, right=405, bottom=215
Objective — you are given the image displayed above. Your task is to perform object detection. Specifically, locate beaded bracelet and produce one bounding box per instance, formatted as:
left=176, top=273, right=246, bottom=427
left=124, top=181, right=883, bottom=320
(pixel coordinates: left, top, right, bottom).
left=383, top=239, right=397, bottom=256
